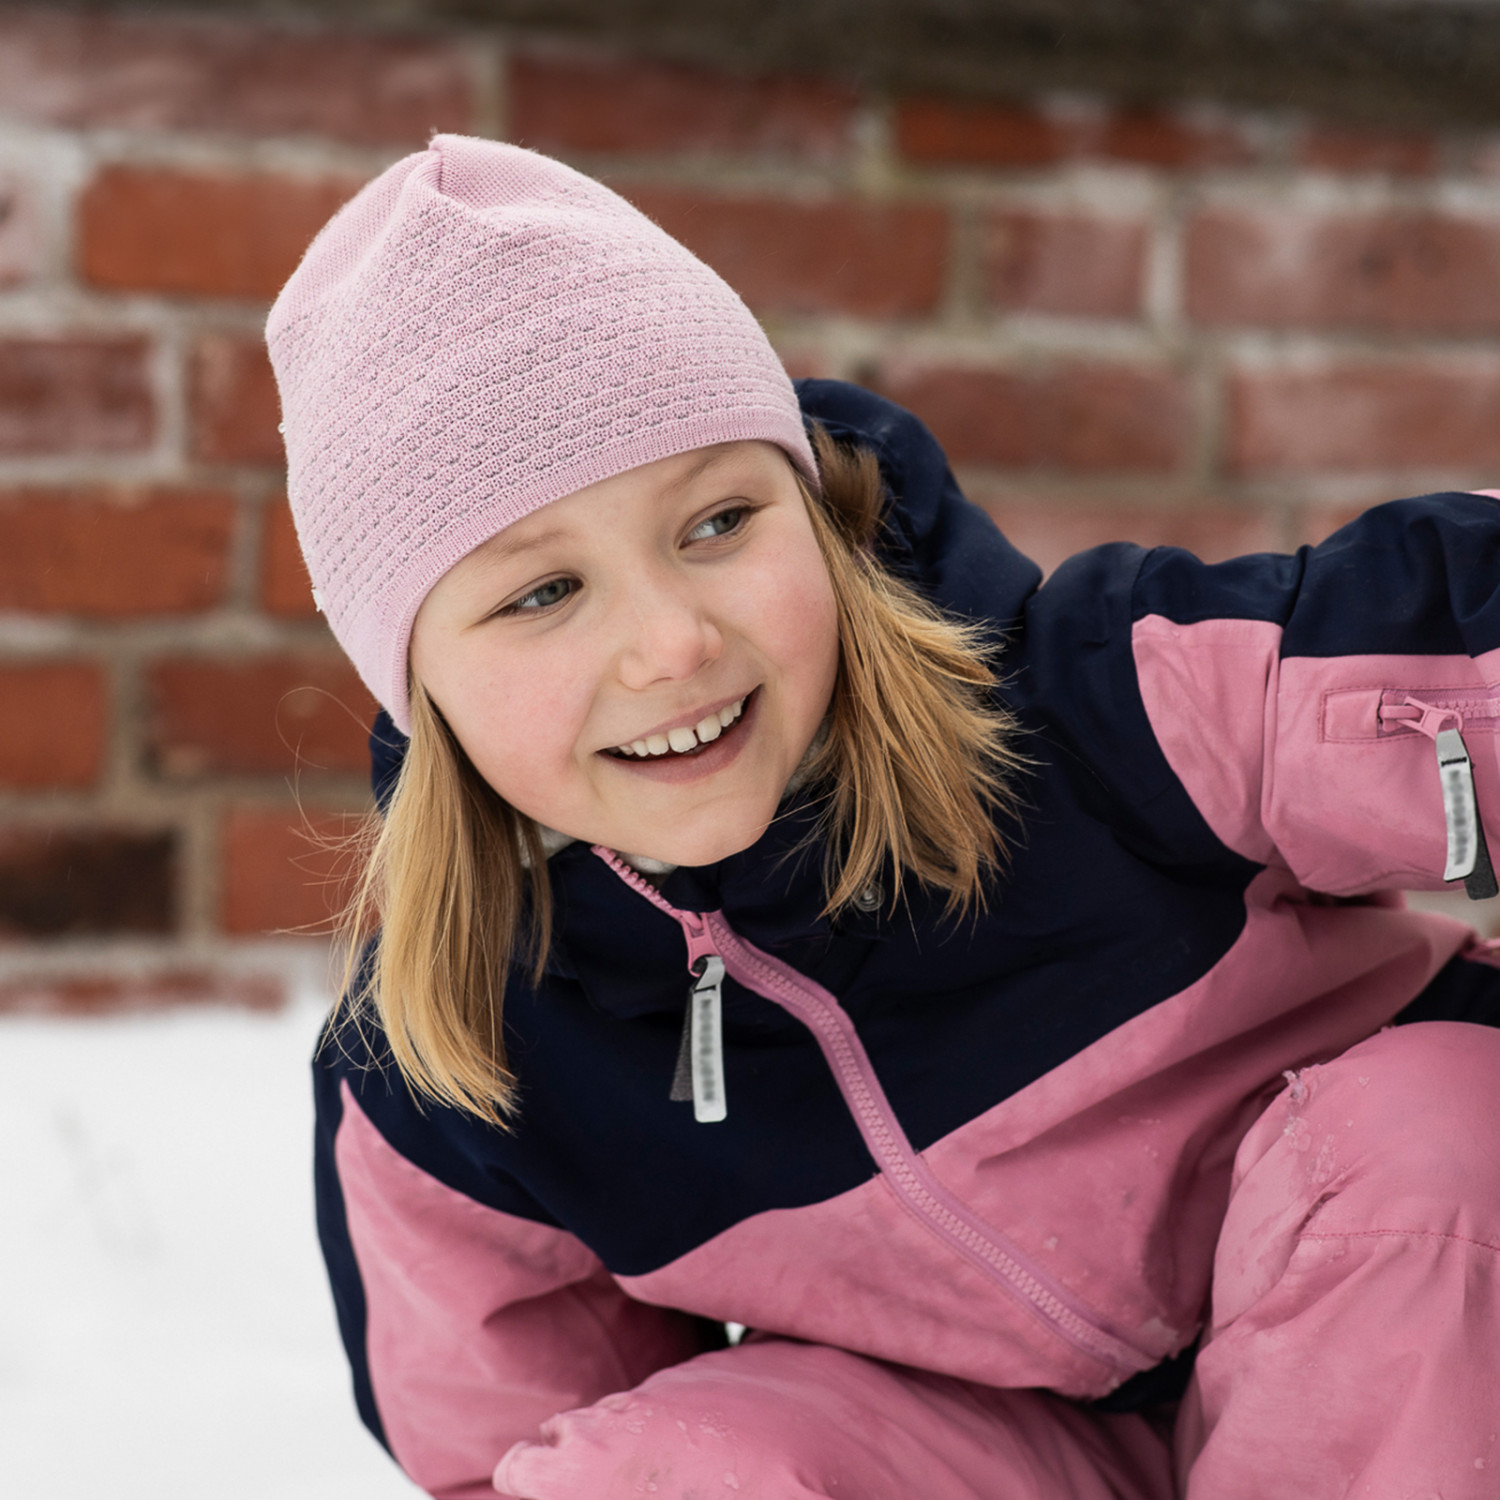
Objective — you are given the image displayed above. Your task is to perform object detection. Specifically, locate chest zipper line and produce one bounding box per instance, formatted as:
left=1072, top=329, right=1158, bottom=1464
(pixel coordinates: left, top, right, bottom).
left=1378, top=696, right=1499, bottom=899
left=591, top=846, right=1152, bottom=1376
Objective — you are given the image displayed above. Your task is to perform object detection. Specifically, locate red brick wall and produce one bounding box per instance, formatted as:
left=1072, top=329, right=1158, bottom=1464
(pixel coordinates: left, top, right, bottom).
left=4, top=6, right=1500, bottom=1007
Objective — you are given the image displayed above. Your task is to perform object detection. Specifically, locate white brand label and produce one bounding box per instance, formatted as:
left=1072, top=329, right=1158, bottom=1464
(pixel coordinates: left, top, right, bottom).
left=1437, top=727, right=1479, bottom=882
left=690, top=955, right=727, bottom=1124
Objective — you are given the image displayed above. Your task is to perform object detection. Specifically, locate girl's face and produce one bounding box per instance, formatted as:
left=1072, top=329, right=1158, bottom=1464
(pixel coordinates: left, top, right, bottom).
left=411, top=441, right=840, bottom=867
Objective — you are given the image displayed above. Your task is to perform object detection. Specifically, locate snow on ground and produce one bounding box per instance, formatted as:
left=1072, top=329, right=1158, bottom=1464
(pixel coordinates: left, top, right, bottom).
left=1, top=989, right=423, bottom=1500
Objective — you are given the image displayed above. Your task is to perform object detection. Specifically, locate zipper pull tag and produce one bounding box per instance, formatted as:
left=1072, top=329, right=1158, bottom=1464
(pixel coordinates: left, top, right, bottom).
left=1436, top=727, right=1499, bottom=898
left=671, top=957, right=728, bottom=1121
left=687, top=954, right=727, bottom=1123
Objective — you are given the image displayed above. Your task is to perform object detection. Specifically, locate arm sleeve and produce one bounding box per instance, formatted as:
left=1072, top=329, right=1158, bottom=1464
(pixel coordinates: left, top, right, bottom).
left=1123, top=490, right=1500, bottom=894
left=315, top=1049, right=708, bottom=1499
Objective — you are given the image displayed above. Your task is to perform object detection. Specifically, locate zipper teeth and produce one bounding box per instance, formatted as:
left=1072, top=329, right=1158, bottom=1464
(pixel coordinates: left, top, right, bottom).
left=1390, top=693, right=1500, bottom=712
left=592, top=847, right=680, bottom=913
left=709, top=916, right=1147, bottom=1374
left=1380, top=691, right=1500, bottom=733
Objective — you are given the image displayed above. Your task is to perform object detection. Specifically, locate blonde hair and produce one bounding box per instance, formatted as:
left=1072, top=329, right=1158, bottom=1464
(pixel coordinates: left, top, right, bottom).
left=337, top=426, right=1027, bottom=1123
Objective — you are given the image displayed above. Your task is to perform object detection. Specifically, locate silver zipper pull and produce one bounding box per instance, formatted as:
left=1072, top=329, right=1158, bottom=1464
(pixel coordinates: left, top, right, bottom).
left=1436, top=727, right=1498, bottom=898
left=687, top=955, right=727, bottom=1123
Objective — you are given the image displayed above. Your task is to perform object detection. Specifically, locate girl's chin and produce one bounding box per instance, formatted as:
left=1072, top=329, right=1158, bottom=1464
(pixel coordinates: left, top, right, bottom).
left=592, top=804, right=775, bottom=870
left=616, top=824, right=768, bottom=870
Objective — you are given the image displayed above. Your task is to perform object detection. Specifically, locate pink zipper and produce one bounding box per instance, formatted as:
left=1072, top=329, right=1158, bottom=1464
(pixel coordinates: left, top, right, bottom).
left=1377, top=689, right=1500, bottom=738
left=592, top=846, right=1153, bottom=1376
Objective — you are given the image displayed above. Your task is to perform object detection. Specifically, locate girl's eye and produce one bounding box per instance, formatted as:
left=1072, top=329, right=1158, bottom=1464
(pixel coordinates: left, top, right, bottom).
left=686, top=506, right=747, bottom=543
left=503, top=577, right=575, bottom=614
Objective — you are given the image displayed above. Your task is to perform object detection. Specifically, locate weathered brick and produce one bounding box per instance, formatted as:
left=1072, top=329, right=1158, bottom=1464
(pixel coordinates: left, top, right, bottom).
left=191, top=333, right=283, bottom=464
left=0, top=169, right=43, bottom=287
left=261, top=495, right=318, bottom=619
left=0, top=967, right=283, bottom=1016
left=510, top=51, right=856, bottom=157
left=1228, top=362, right=1500, bottom=474
left=0, top=662, right=106, bottom=789
left=871, top=362, right=1192, bottom=472
left=894, top=97, right=1069, bottom=166
left=772, top=346, right=839, bottom=383
left=1092, top=109, right=1253, bottom=167
left=622, top=185, right=949, bottom=318
left=147, top=653, right=376, bottom=778
left=1187, top=209, right=1500, bottom=334
left=985, top=211, right=1147, bottom=318
left=79, top=165, right=357, bottom=300
left=0, top=10, right=472, bottom=144
left=0, top=337, right=153, bottom=455
left=221, top=803, right=368, bottom=936
left=0, top=826, right=175, bottom=937
left=1297, top=125, right=1438, bottom=176
left=894, top=98, right=1250, bottom=169
left=256, top=495, right=315, bottom=618
left=977, top=497, right=1278, bottom=579
left=0, top=486, right=234, bottom=615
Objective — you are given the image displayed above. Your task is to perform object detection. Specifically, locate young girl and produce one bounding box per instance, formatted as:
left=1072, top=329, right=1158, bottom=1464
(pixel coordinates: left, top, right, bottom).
left=268, top=135, right=1500, bottom=1500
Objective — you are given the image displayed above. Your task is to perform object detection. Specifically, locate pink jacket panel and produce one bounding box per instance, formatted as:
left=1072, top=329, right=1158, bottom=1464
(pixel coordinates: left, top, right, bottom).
left=335, top=1084, right=704, bottom=1497
left=1135, top=616, right=1500, bottom=894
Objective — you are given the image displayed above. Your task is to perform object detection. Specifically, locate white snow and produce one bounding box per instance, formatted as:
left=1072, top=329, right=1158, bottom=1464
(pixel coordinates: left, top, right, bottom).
left=0, top=988, right=424, bottom=1500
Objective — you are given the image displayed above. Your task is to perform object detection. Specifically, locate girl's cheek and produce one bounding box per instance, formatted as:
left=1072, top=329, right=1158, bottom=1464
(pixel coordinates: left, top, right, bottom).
left=744, top=533, right=835, bottom=630
left=496, top=653, right=603, bottom=757
left=779, top=565, right=839, bottom=668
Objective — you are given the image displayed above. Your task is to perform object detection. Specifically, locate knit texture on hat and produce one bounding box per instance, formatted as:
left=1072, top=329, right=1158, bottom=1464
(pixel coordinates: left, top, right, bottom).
left=266, top=135, right=816, bottom=733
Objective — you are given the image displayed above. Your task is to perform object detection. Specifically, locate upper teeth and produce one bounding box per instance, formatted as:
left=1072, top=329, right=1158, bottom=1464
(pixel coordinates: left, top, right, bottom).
left=616, top=696, right=746, bottom=758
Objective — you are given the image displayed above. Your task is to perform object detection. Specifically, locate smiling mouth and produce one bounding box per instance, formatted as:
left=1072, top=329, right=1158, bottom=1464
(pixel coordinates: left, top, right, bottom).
left=605, top=691, right=753, bottom=761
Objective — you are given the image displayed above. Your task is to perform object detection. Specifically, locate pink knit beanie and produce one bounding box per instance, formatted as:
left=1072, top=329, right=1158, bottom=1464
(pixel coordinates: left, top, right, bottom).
left=266, top=135, right=816, bottom=734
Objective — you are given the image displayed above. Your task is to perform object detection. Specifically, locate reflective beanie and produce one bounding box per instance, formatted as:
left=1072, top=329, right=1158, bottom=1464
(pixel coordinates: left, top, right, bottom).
left=265, top=135, right=816, bottom=734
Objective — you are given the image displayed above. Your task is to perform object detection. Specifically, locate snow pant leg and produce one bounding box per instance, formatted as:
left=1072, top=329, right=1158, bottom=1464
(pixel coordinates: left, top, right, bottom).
left=494, top=1337, right=1174, bottom=1500
left=1176, top=1020, right=1500, bottom=1499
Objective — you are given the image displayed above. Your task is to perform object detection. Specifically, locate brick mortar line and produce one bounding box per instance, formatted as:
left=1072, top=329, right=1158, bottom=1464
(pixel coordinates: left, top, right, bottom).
left=941, top=196, right=984, bottom=327
left=36, top=130, right=1500, bottom=215
left=0, top=935, right=341, bottom=996
left=952, top=462, right=1500, bottom=501
left=0, top=618, right=342, bottom=654
left=0, top=777, right=371, bottom=817
left=226, top=482, right=269, bottom=615
left=476, top=28, right=508, bottom=141
left=29, top=126, right=411, bottom=181
left=104, top=646, right=143, bottom=804
left=177, top=784, right=220, bottom=939
left=0, top=279, right=281, bottom=323
left=9, top=308, right=1500, bottom=363
left=760, top=314, right=1500, bottom=365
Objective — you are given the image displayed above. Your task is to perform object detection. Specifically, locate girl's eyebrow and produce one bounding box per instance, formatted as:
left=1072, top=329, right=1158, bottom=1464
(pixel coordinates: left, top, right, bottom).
left=479, top=524, right=570, bottom=566
left=475, top=447, right=750, bottom=568
left=661, top=446, right=737, bottom=495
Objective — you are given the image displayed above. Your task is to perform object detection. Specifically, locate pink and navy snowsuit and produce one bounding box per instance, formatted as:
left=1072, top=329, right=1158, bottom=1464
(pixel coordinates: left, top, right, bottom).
left=315, top=380, right=1500, bottom=1498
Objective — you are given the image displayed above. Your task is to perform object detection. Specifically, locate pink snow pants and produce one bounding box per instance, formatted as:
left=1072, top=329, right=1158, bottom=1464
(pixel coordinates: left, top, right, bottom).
left=494, top=1023, right=1500, bottom=1499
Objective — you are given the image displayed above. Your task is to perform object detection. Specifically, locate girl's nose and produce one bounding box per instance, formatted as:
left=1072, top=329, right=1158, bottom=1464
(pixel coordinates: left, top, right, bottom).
left=615, top=585, right=723, bottom=691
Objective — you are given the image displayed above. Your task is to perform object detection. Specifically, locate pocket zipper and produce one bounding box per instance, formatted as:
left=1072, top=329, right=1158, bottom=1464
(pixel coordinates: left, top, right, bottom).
left=1378, top=694, right=1499, bottom=898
